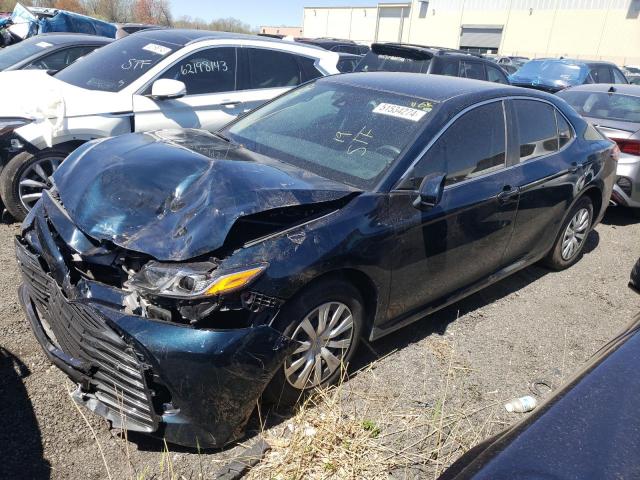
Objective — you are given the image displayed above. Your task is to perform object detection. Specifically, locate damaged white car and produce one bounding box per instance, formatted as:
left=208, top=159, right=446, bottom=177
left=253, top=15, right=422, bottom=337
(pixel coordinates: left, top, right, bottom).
left=0, top=28, right=339, bottom=220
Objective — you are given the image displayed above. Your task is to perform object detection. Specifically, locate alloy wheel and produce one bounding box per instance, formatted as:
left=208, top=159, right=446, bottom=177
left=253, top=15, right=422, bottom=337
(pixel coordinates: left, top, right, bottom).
left=561, top=207, right=590, bottom=261
left=284, top=301, right=354, bottom=389
left=18, top=156, right=62, bottom=211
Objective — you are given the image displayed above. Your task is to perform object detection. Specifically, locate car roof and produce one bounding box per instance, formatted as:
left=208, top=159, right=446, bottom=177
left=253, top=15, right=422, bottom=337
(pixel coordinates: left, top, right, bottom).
left=26, top=33, right=113, bottom=44
left=131, top=28, right=307, bottom=48
left=322, top=72, right=547, bottom=102
left=561, top=83, right=640, bottom=96
left=529, top=57, right=617, bottom=67
left=372, top=42, right=485, bottom=59
left=337, top=52, right=362, bottom=59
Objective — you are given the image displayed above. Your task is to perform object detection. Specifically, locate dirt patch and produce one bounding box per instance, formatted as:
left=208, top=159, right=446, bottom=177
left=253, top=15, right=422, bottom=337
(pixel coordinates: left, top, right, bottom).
left=1, top=208, right=639, bottom=479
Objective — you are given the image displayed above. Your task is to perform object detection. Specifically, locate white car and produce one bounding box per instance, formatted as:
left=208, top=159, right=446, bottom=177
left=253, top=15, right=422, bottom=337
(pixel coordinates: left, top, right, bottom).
left=0, top=29, right=340, bottom=220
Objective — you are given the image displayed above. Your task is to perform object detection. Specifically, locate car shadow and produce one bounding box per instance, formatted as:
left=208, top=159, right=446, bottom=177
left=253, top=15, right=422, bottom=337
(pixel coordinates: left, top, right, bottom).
left=124, top=229, right=603, bottom=455
left=600, top=206, right=640, bottom=227
left=0, top=347, right=51, bottom=479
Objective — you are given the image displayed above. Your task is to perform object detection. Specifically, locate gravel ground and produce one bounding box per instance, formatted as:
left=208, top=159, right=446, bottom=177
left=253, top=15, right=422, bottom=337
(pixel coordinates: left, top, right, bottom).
left=1, top=208, right=639, bottom=479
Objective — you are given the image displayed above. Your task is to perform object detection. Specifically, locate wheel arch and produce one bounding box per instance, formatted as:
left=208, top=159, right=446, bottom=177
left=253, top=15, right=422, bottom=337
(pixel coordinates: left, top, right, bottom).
left=281, top=268, right=380, bottom=340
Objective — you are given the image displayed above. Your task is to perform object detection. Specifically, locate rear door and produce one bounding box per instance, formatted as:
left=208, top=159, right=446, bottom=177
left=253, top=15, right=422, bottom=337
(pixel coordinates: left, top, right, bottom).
left=387, top=100, right=518, bottom=321
left=133, top=46, right=245, bottom=133
left=238, top=47, right=310, bottom=114
left=501, top=98, right=579, bottom=264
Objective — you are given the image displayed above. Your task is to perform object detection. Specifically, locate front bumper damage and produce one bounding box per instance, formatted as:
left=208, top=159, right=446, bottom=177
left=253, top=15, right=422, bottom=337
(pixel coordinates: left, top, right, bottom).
left=16, top=199, right=296, bottom=448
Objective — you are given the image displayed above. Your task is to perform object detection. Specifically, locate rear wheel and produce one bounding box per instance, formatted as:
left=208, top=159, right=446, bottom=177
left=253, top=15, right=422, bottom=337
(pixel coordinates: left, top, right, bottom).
left=0, top=149, right=67, bottom=221
left=263, top=278, right=364, bottom=407
left=543, top=196, right=593, bottom=270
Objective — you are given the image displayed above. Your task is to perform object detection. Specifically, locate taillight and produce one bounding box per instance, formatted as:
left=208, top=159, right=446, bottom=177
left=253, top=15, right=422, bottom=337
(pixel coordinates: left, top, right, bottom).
left=611, top=138, right=640, bottom=156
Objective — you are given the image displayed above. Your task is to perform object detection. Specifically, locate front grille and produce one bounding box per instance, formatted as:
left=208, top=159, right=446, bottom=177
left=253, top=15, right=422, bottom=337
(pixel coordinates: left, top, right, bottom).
left=16, top=240, right=158, bottom=432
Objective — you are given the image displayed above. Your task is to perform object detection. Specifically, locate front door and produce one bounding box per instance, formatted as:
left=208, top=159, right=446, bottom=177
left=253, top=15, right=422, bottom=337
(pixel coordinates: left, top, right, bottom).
left=133, top=46, right=245, bottom=133
left=385, top=100, right=519, bottom=325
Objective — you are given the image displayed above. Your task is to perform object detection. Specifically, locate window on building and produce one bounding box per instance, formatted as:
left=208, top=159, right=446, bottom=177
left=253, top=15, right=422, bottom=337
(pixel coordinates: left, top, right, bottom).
left=419, top=1, right=429, bottom=18
left=514, top=100, right=559, bottom=162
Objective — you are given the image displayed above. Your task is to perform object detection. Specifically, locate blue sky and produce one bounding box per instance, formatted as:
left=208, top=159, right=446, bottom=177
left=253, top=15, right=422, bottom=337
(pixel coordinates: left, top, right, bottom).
left=169, top=0, right=380, bottom=28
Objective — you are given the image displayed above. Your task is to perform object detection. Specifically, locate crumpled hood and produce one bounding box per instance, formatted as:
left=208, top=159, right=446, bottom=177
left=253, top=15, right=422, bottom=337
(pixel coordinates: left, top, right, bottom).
left=52, top=129, right=357, bottom=261
left=0, top=70, right=130, bottom=119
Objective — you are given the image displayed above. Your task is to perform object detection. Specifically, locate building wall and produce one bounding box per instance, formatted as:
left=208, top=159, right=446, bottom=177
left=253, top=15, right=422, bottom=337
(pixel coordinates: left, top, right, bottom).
left=302, top=6, right=378, bottom=42
left=260, top=26, right=303, bottom=37
left=407, top=0, right=640, bottom=65
left=304, top=0, right=640, bottom=65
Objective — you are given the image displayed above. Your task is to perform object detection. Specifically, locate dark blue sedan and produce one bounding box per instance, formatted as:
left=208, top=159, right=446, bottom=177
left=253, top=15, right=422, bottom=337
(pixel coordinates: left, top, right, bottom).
left=16, top=73, right=617, bottom=448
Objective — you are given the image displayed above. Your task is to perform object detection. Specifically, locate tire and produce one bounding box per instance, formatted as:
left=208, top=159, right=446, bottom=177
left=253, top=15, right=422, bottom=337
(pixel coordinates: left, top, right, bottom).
left=542, top=196, right=594, bottom=271
left=263, top=278, right=364, bottom=407
left=0, top=149, right=68, bottom=221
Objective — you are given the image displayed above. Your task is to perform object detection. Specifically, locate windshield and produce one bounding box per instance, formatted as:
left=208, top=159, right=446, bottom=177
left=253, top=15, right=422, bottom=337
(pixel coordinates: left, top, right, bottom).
left=55, top=35, right=177, bottom=92
left=225, top=81, right=436, bottom=189
left=0, top=36, right=56, bottom=70
left=511, top=60, right=589, bottom=86
left=355, top=51, right=430, bottom=73
left=558, top=91, right=640, bottom=123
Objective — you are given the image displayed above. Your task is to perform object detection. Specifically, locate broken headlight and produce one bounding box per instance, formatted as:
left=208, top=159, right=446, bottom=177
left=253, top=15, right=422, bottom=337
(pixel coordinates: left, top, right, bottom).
left=126, top=261, right=267, bottom=299
left=0, top=117, right=32, bottom=136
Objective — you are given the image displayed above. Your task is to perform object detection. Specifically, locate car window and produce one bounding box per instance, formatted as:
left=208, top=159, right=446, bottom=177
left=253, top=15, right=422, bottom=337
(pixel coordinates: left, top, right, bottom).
left=612, top=68, right=628, bottom=84
left=437, top=59, right=459, bottom=77
left=152, top=47, right=237, bottom=95
left=412, top=101, right=506, bottom=186
left=55, top=34, right=176, bottom=92
left=226, top=81, right=437, bottom=190
left=333, top=45, right=358, bottom=54
left=26, top=46, right=96, bottom=71
left=558, top=90, right=640, bottom=123
left=556, top=111, right=573, bottom=148
left=487, top=65, right=508, bottom=84
left=298, top=55, right=324, bottom=81
left=460, top=61, right=485, bottom=80
left=514, top=99, right=559, bottom=161
left=355, top=51, right=430, bottom=73
left=247, top=48, right=301, bottom=89
left=590, top=65, right=613, bottom=84
left=337, top=57, right=358, bottom=73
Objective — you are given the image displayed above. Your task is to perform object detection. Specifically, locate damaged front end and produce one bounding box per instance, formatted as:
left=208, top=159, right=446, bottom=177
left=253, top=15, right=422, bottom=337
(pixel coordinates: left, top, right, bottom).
left=15, top=129, right=360, bottom=447
left=16, top=193, right=297, bottom=448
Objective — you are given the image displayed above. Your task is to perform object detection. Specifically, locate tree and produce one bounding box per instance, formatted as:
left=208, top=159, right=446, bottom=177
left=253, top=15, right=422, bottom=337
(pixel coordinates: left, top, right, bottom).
left=132, top=0, right=171, bottom=26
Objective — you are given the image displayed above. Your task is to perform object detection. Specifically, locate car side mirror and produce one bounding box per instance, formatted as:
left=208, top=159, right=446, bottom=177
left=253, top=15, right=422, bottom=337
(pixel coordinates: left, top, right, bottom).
left=150, top=79, right=186, bottom=100
left=630, top=258, right=640, bottom=294
left=412, top=173, right=446, bottom=210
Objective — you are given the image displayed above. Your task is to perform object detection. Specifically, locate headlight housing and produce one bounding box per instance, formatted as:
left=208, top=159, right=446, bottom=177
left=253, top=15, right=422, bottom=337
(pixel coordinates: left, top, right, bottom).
left=0, top=117, right=32, bottom=136
left=126, top=261, right=267, bottom=299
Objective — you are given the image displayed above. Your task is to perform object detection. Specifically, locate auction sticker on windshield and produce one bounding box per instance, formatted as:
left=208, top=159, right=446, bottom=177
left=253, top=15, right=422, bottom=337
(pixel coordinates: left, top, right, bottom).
left=142, top=43, right=172, bottom=56
left=373, top=103, right=428, bottom=122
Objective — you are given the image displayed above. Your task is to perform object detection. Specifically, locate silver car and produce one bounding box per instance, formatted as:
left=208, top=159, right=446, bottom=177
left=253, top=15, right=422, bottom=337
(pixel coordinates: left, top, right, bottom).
left=558, top=84, right=640, bottom=215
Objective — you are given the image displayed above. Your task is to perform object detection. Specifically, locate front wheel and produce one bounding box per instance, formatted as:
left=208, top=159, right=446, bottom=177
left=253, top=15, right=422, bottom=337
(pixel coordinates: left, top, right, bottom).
left=543, top=196, right=593, bottom=270
left=263, top=278, right=364, bottom=407
left=0, top=149, right=67, bottom=221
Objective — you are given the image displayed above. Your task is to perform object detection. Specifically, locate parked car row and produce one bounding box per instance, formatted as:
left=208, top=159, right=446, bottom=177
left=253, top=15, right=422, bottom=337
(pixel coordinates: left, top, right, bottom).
left=2, top=28, right=636, bottom=452
left=0, top=29, right=340, bottom=219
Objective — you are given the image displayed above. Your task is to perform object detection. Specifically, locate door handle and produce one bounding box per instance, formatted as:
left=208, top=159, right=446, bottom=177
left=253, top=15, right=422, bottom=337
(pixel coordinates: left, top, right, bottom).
left=497, top=185, right=520, bottom=204
left=221, top=100, right=241, bottom=108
